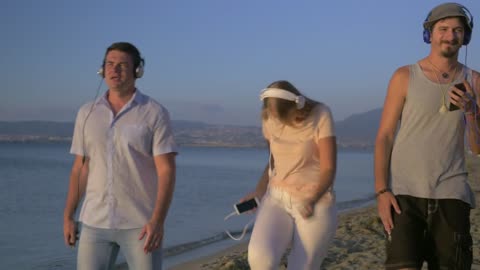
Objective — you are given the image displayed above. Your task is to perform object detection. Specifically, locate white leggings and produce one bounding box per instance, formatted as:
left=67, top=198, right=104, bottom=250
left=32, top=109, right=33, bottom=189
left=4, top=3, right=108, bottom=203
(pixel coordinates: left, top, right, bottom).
left=248, top=187, right=337, bottom=270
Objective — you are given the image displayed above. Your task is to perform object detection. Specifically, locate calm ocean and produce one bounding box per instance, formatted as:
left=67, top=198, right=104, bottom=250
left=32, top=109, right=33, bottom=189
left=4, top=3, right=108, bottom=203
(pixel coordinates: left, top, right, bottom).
left=0, top=143, right=374, bottom=269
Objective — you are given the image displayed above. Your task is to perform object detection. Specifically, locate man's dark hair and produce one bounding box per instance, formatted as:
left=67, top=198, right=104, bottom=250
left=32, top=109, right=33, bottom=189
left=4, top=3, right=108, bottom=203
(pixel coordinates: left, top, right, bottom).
left=103, top=42, right=144, bottom=70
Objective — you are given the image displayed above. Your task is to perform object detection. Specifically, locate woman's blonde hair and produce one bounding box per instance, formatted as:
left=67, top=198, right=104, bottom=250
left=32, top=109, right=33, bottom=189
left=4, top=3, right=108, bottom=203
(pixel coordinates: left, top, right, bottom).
left=261, top=80, right=319, bottom=126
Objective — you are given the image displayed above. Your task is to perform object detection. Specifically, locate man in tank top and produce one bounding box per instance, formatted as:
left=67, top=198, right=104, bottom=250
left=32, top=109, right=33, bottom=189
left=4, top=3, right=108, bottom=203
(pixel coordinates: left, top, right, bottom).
left=374, top=3, right=480, bottom=269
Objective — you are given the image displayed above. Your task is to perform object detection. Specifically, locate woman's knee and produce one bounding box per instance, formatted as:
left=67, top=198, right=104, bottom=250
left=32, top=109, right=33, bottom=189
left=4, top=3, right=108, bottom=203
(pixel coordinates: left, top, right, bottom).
left=286, top=249, right=325, bottom=270
left=247, top=242, right=279, bottom=270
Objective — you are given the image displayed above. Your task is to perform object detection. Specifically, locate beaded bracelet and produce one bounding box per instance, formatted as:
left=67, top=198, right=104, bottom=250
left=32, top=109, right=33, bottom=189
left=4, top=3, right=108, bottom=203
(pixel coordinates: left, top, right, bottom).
left=465, top=104, right=480, bottom=116
left=465, top=111, right=480, bottom=116
left=375, top=188, right=391, bottom=198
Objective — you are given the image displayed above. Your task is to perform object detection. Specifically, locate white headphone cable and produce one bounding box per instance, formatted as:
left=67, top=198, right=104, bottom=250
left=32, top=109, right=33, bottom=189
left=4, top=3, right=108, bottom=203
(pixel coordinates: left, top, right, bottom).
left=224, top=211, right=255, bottom=241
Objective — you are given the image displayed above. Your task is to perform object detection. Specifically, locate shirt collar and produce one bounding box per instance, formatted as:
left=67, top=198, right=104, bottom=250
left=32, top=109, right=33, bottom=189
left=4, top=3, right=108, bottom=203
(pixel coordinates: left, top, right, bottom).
left=95, top=88, right=144, bottom=106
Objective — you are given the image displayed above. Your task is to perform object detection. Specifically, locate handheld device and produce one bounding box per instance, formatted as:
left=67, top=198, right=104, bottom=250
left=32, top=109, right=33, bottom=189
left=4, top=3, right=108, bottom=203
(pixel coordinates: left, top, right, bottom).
left=449, top=83, right=467, bottom=111
left=224, top=197, right=259, bottom=241
left=234, top=197, right=259, bottom=214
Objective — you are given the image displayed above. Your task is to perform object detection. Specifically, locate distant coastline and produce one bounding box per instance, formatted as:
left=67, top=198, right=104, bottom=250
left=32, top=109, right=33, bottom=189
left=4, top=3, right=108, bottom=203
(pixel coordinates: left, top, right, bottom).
left=0, top=108, right=381, bottom=150
left=0, top=136, right=374, bottom=152
left=0, top=135, right=72, bottom=143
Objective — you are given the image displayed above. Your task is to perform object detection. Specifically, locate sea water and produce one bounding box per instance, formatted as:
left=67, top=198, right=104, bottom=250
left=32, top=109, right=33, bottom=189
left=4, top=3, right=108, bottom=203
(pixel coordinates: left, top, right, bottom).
left=0, top=143, right=374, bottom=269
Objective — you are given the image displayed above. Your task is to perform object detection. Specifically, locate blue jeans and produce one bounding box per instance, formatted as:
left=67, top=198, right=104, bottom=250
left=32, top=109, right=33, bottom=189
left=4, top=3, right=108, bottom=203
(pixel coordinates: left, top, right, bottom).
left=77, top=224, right=163, bottom=270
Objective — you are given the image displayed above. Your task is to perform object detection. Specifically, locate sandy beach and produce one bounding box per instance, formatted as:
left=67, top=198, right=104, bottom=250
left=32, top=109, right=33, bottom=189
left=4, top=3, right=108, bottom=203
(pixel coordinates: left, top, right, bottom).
left=169, top=153, right=480, bottom=270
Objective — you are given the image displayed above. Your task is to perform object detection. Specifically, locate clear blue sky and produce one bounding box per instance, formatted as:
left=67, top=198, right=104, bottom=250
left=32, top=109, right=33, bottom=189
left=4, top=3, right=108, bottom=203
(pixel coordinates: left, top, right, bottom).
left=1, top=0, right=479, bottom=126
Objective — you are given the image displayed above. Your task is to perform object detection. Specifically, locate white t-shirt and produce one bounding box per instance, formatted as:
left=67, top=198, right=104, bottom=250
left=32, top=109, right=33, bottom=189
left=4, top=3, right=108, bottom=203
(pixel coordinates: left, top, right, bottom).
left=263, top=103, right=335, bottom=202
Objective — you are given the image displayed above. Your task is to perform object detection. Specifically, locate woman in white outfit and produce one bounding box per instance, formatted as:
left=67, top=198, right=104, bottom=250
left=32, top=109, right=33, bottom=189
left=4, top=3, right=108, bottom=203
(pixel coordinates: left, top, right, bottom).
left=245, top=80, right=337, bottom=270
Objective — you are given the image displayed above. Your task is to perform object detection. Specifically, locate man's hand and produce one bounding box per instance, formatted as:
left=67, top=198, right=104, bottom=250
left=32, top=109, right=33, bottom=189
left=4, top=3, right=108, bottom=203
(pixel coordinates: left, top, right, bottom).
left=63, top=217, right=78, bottom=248
left=377, top=192, right=401, bottom=235
left=449, top=80, right=478, bottom=112
left=139, top=221, right=164, bottom=254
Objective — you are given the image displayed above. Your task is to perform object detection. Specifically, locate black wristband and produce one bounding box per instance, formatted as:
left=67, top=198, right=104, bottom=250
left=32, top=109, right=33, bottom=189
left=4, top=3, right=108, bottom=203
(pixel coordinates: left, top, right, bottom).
left=375, top=188, right=391, bottom=198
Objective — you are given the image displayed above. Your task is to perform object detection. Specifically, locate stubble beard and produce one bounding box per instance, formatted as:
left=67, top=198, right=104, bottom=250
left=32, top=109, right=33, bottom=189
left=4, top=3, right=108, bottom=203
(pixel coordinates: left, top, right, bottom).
left=108, top=78, right=135, bottom=95
left=439, top=41, right=460, bottom=59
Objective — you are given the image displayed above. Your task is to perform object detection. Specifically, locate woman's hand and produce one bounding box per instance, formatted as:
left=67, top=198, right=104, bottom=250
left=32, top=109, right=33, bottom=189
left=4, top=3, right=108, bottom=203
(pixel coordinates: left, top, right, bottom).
left=297, top=201, right=315, bottom=219
left=239, top=191, right=261, bottom=213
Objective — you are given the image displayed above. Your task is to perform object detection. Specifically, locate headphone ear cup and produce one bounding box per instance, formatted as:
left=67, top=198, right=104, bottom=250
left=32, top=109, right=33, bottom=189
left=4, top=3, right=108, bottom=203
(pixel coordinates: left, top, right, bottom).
left=135, top=65, right=144, bottom=78
left=97, top=67, right=104, bottom=77
left=423, top=29, right=431, bottom=44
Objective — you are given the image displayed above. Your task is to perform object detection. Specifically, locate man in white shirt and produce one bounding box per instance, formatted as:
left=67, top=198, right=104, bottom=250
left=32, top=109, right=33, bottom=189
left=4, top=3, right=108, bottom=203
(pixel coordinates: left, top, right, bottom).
left=63, top=42, right=177, bottom=270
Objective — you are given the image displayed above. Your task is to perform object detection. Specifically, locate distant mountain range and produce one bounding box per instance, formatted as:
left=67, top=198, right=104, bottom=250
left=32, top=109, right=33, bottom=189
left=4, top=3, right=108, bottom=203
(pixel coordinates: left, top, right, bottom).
left=0, top=108, right=382, bottom=149
left=335, top=108, right=382, bottom=146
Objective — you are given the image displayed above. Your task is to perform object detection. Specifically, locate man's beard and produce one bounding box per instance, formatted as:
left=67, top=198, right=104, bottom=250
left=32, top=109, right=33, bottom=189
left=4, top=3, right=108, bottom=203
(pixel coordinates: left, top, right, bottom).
left=440, top=41, right=460, bottom=58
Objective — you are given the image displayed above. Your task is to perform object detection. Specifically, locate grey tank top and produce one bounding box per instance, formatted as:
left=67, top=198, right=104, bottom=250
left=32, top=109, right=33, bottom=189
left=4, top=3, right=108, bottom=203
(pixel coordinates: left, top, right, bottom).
left=390, top=63, right=475, bottom=207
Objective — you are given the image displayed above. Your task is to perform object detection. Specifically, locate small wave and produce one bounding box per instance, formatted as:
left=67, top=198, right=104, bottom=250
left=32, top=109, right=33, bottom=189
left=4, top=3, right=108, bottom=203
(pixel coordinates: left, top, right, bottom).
left=163, top=196, right=376, bottom=257
left=162, top=196, right=375, bottom=258
left=337, top=194, right=375, bottom=211
left=32, top=255, right=76, bottom=270
left=163, top=229, right=251, bottom=258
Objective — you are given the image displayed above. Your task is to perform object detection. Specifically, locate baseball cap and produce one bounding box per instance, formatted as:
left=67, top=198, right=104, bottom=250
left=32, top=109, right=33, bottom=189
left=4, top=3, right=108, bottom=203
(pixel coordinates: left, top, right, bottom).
left=423, top=2, right=472, bottom=31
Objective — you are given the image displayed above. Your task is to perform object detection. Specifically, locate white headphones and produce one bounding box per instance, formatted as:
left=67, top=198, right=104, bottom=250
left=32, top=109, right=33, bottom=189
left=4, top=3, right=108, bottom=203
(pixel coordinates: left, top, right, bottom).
left=260, top=88, right=306, bottom=109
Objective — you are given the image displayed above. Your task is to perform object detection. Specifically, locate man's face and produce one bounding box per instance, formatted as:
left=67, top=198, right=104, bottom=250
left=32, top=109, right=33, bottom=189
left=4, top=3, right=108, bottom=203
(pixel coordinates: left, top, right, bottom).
left=103, top=50, right=136, bottom=92
left=431, top=17, right=466, bottom=58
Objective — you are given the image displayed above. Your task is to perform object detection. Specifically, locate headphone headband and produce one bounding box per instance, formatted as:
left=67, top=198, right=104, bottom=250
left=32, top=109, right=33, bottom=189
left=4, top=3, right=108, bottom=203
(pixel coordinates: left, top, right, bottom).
left=260, top=88, right=305, bottom=109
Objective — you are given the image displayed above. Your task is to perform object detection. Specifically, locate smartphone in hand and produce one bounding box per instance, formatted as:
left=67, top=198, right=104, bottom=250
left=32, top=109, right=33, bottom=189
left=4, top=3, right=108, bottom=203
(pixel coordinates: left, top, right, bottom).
left=234, top=197, right=259, bottom=214
left=449, top=83, right=467, bottom=111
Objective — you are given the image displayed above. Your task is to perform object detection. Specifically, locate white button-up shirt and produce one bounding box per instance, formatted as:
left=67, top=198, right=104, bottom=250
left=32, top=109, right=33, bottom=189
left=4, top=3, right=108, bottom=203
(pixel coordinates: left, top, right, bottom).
left=70, top=90, right=177, bottom=229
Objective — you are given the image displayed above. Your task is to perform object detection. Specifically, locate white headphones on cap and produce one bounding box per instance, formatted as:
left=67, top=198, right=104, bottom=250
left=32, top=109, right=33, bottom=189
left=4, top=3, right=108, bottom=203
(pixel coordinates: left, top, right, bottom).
left=260, top=88, right=306, bottom=109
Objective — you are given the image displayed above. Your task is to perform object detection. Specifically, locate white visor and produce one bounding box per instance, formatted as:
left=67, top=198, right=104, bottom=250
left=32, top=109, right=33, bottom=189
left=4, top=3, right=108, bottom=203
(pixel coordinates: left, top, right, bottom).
left=260, top=88, right=305, bottom=109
